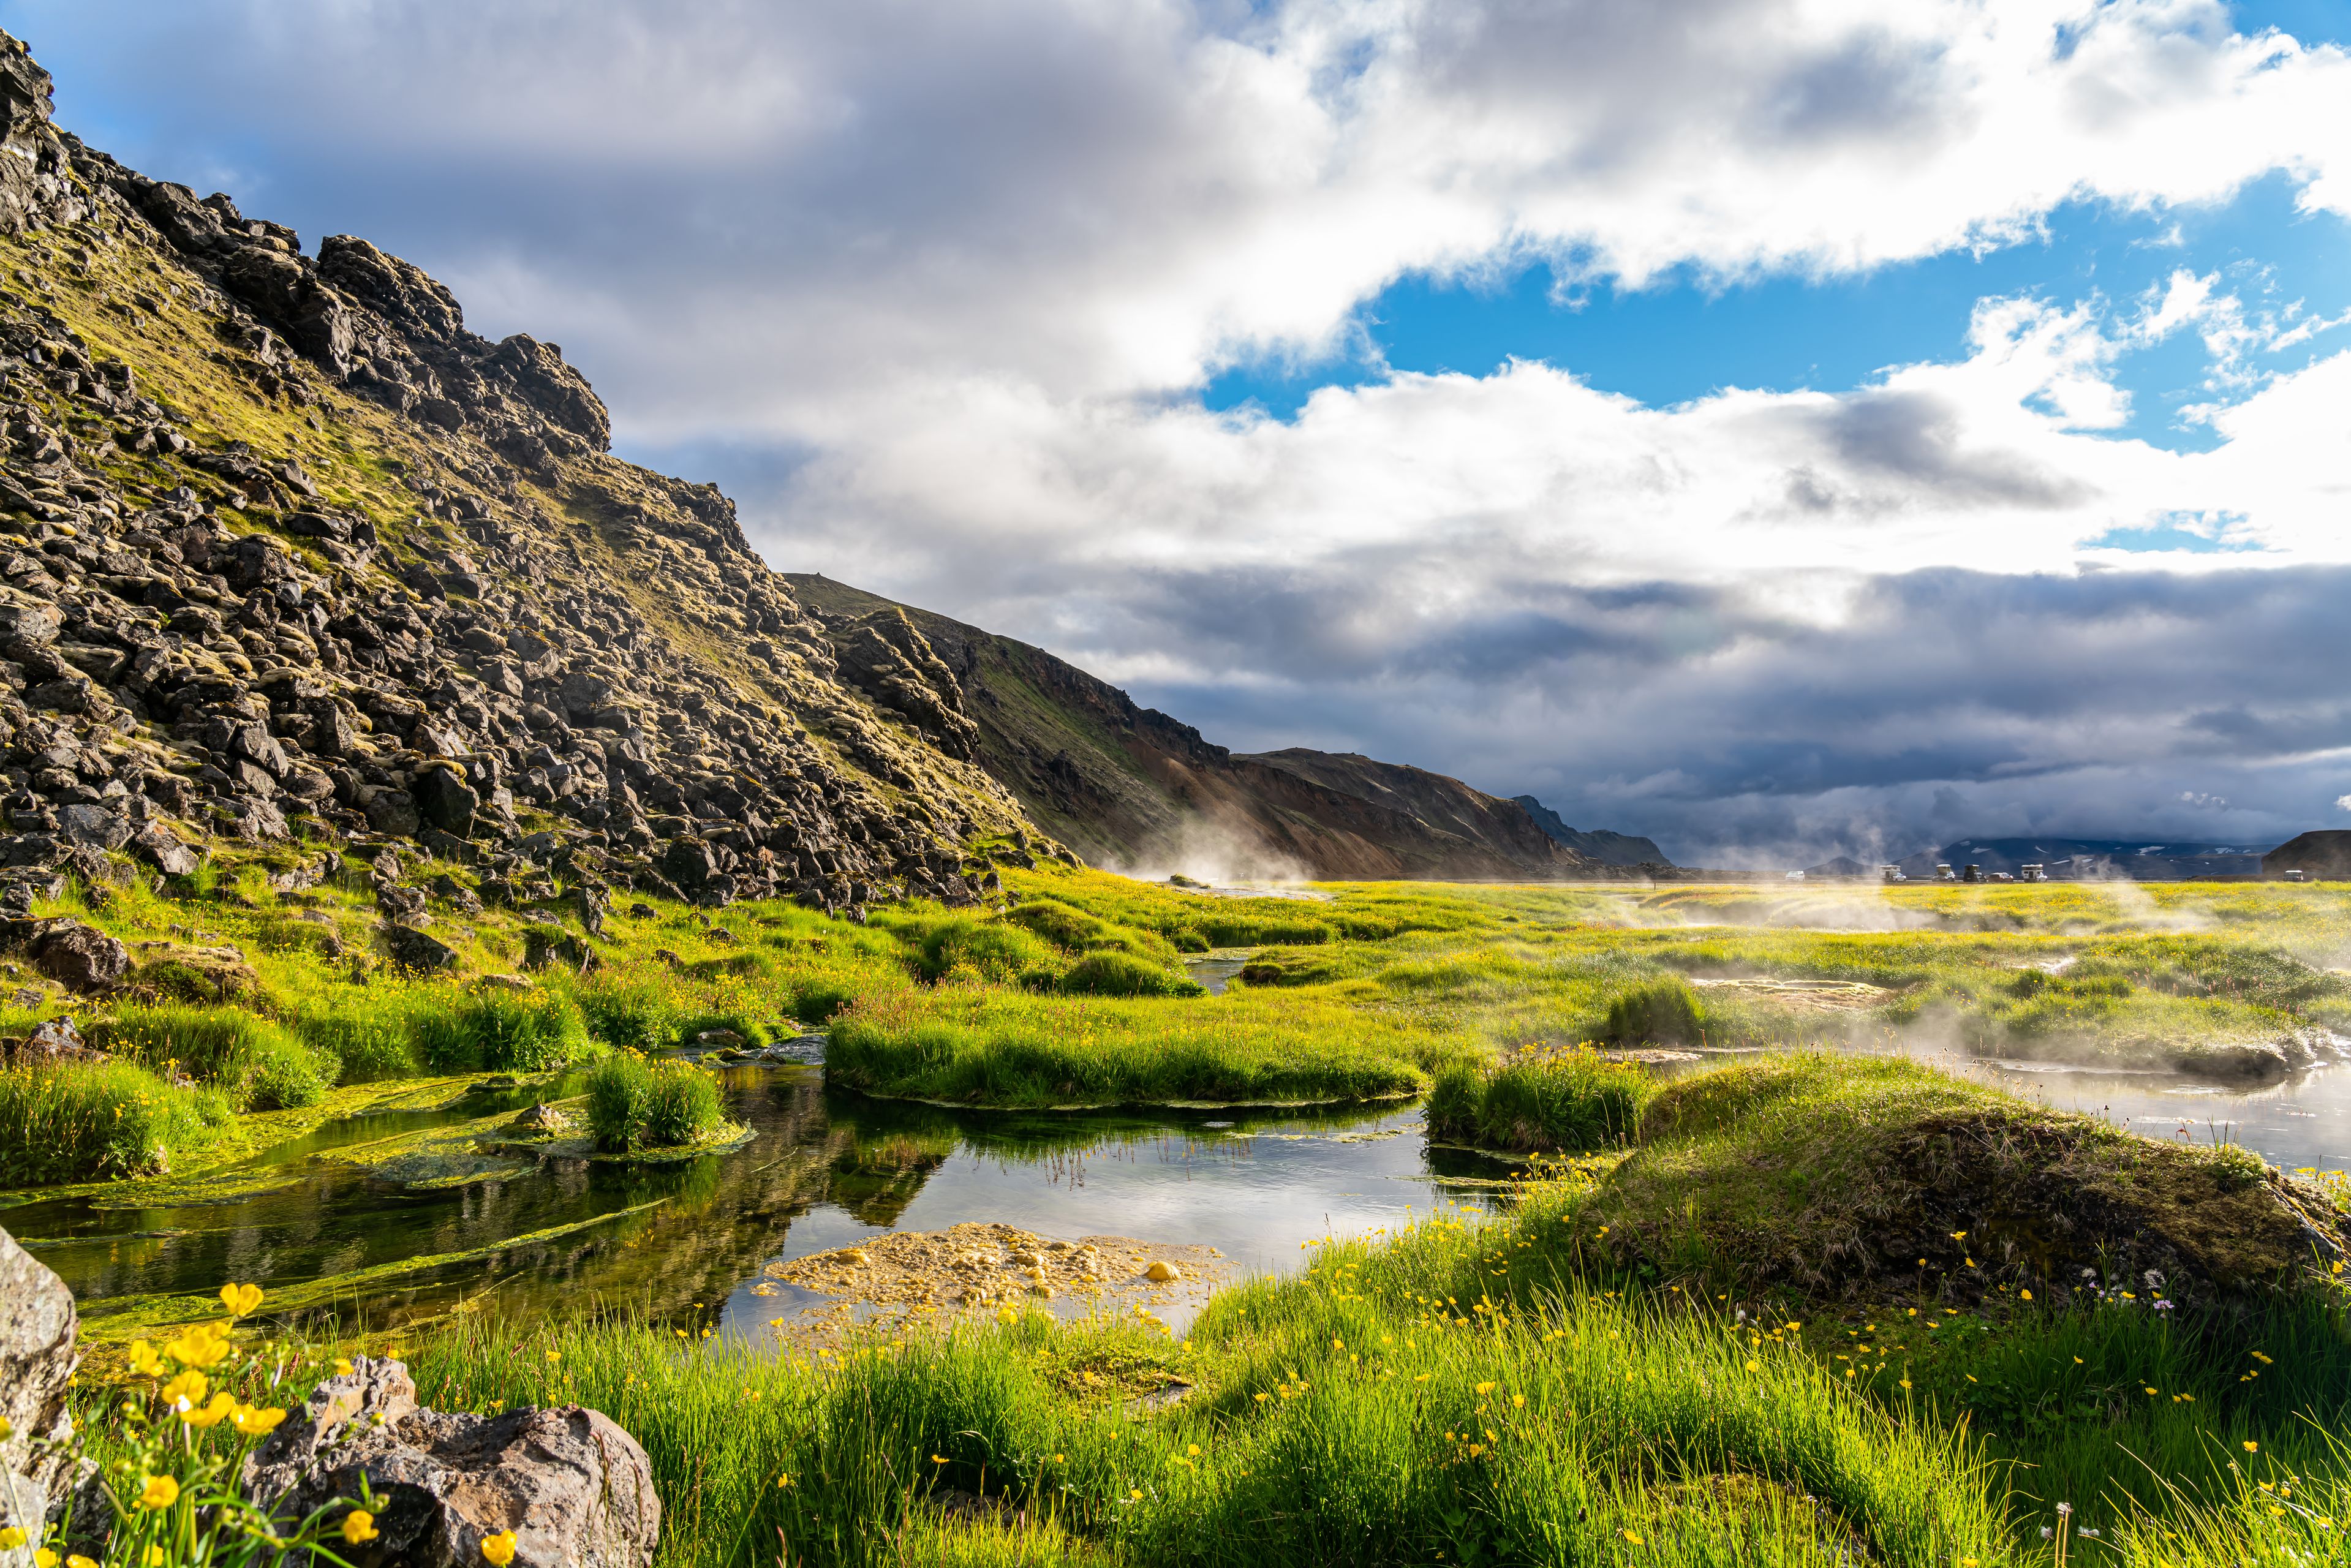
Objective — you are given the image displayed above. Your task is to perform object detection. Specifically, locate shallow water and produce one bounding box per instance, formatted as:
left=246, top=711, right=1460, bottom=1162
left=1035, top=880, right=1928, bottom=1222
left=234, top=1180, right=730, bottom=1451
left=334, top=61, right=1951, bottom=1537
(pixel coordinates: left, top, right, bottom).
left=1660, top=1046, right=2351, bottom=1174
left=6, top=1067, right=1516, bottom=1341
left=1181, top=951, right=1253, bottom=996
left=1976, top=1058, right=2351, bottom=1174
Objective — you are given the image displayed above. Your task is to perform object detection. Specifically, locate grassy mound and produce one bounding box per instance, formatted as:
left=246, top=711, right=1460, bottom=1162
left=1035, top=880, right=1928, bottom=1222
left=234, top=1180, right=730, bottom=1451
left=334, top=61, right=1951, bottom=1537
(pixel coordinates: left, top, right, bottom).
left=1425, top=1044, right=1656, bottom=1153
left=584, top=1052, right=728, bottom=1151
left=1582, top=1054, right=2349, bottom=1304
left=0, top=1059, right=234, bottom=1183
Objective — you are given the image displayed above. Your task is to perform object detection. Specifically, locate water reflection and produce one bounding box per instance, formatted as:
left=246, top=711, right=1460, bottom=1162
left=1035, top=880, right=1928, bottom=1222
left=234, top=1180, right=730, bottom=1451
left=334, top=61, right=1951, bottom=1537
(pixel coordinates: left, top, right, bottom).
left=7, top=1067, right=1515, bottom=1342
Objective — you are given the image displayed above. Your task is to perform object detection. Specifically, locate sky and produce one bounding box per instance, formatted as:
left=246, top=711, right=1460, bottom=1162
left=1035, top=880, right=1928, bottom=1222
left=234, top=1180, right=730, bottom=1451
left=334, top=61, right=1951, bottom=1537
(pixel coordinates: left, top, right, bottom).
left=5, top=0, right=2350, bottom=867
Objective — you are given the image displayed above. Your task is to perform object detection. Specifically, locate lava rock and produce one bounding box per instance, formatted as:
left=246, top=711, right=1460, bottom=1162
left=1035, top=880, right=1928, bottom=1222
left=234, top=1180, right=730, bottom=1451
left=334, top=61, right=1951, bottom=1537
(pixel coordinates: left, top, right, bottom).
left=413, top=764, right=478, bottom=837
left=385, top=924, right=459, bottom=973
left=244, top=1357, right=659, bottom=1568
left=53, top=803, right=130, bottom=852
left=10, top=920, right=130, bottom=992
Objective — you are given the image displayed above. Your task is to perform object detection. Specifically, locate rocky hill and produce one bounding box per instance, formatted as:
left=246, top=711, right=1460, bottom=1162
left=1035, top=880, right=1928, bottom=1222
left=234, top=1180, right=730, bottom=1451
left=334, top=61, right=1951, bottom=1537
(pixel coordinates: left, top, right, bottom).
left=0, top=26, right=1042, bottom=937
left=0, top=24, right=1642, bottom=925
left=1510, top=796, right=1671, bottom=867
left=784, top=575, right=1629, bottom=880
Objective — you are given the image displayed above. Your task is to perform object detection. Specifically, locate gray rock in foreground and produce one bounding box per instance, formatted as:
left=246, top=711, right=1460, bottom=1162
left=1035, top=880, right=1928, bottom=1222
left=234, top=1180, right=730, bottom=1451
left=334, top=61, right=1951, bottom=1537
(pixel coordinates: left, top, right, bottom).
left=245, top=1357, right=660, bottom=1568
left=0, top=1225, right=82, bottom=1559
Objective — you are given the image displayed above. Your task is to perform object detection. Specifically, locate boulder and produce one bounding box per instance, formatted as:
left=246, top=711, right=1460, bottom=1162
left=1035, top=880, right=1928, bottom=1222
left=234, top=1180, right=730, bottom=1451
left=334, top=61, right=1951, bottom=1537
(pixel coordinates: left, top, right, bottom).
left=1, top=1224, right=81, bottom=1547
left=128, top=824, right=202, bottom=877
left=243, top=1358, right=659, bottom=1568
left=0, top=596, right=61, bottom=647
left=366, top=790, right=423, bottom=837
left=413, top=766, right=478, bottom=837
left=385, top=924, right=458, bottom=974
left=52, top=804, right=130, bottom=853
left=657, top=837, right=715, bottom=892
left=15, top=921, right=130, bottom=992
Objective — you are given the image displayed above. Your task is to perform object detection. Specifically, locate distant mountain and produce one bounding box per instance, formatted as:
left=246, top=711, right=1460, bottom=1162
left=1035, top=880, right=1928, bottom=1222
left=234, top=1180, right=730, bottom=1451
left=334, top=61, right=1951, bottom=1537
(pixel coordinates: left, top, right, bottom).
left=1512, top=797, right=1672, bottom=867
left=2263, top=832, right=2351, bottom=880
left=784, top=576, right=1636, bottom=881
left=1893, top=838, right=2277, bottom=881
left=1802, top=856, right=1871, bottom=879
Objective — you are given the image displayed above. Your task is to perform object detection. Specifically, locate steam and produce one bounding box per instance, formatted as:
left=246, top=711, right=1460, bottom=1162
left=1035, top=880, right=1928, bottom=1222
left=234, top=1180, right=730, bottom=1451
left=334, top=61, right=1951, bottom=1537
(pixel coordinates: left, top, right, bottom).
left=1099, top=815, right=1319, bottom=889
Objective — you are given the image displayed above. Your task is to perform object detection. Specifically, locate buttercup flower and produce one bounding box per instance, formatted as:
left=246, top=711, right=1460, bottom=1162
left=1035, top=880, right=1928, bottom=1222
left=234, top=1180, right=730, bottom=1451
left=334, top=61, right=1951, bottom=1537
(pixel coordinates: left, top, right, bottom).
left=179, top=1392, right=236, bottom=1428
left=219, top=1282, right=265, bottom=1317
left=480, top=1529, right=518, bottom=1565
left=232, top=1403, right=287, bottom=1436
left=138, top=1473, right=180, bottom=1510
left=343, top=1509, right=380, bottom=1545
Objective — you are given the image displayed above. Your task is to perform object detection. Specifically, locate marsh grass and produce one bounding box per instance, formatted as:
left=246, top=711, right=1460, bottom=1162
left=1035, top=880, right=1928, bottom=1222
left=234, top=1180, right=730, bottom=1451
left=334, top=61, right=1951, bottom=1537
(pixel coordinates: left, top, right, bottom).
left=0, top=1059, right=233, bottom=1183
left=1425, top=1044, right=1655, bottom=1153
left=584, top=1051, right=726, bottom=1150
left=88, top=1005, right=334, bottom=1111
left=824, top=985, right=1459, bottom=1107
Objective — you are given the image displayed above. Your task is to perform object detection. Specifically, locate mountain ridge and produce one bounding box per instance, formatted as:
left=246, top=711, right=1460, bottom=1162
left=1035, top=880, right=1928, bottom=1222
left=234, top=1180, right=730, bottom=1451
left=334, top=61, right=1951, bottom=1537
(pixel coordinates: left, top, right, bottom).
left=783, top=573, right=1636, bottom=881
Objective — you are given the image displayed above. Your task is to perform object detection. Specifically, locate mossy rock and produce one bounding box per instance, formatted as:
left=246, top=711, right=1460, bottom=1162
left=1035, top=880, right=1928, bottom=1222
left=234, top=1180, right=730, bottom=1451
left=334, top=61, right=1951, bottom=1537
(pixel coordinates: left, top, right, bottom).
left=1583, top=1054, right=2349, bottom=1305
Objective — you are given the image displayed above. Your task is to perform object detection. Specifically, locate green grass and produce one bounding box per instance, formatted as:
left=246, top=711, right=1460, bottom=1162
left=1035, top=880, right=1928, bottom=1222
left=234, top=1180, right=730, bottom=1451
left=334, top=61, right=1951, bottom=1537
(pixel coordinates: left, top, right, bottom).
left=823, top=984, right=1459, bottom=1107
left=0, top=1058, right=234, bottom=1183
left=1425, top=1044, right=1656, bottom=1153
left=584, top=1052, right=728, bottom=1150
left=1579, top=1054, right=2331, bottom=1305
left=88, top=1005, right=335, bottom=1111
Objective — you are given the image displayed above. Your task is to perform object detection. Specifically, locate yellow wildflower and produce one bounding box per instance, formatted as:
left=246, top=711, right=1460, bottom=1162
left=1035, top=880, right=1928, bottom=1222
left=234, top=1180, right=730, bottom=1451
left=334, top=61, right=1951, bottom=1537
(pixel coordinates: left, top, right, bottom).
left=159, top=1370, right=208, bottom=1411
left=231, top=1404, right=287, bottom=1436
left=179, top=1392, right=236, bottom=1428
left=138, top=1473, right=180, bottom=1510
left=480, top=1531, right=518, bottom=1566
left=334, top=1358, right=355, bottom=1376
left=342, top=1510, right=380, bottom=1545
left=218, top=1282, right=265, bottom=1317
left=0, top=1529, right=22, bottom=1550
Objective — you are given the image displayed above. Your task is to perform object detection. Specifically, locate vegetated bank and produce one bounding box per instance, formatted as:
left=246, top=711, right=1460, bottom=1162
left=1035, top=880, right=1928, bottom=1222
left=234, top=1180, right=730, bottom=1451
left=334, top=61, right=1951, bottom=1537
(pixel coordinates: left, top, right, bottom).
left=58, top=1045, right=2351, bottom=1568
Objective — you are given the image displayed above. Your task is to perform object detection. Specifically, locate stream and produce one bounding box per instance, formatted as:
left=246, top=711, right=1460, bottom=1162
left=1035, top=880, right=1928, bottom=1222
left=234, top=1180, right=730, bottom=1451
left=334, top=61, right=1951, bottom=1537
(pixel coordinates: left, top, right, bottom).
left=2, top=1064, right=1521, bottom=1342
left=9, top=1022, right=2347, bottom=1346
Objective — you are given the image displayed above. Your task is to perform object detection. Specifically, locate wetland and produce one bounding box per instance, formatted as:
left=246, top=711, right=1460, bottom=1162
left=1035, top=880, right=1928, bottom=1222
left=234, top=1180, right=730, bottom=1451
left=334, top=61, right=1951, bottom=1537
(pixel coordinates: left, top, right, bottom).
left=9, top=856, right=2351, bottom=1567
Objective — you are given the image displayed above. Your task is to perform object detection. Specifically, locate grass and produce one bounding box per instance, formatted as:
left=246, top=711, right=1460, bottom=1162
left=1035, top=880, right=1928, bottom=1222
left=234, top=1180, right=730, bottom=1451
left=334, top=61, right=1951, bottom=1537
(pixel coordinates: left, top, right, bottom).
left=585, top=1051, right=728, bottom=1150
left=0, top=1058, right=234, bottom=1183
left=88, top=1005, right=335, bottom=1111
left=1425, top=1043, right=1656, bottom=1153
left=1580, top=1054, right=2331, bottom=1305
left=75, top=1063, right=2336, bottom=1568
left=823, top=984, right=1457, bottom=1107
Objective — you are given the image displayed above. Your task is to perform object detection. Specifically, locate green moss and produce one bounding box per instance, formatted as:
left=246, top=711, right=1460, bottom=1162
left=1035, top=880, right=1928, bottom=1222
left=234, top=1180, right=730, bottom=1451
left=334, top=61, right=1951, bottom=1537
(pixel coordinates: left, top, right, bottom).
left=1580, top=1054, right=2345, bottom=1302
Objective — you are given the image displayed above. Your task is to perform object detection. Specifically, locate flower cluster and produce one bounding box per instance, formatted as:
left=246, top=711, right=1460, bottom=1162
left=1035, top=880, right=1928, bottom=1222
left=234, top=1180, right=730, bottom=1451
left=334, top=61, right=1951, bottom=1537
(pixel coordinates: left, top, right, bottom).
left=15, top=1283, right=381, bottom=1568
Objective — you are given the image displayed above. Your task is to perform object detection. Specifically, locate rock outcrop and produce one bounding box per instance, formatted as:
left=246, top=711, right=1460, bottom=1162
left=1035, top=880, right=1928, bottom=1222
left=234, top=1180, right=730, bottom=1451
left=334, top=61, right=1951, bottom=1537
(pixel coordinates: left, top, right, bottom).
left=0, top=1226, right=83, bottom=1560
left=0, top=24, right=1046, bottom=935
left=245, top=1358, right=660, bottom=1568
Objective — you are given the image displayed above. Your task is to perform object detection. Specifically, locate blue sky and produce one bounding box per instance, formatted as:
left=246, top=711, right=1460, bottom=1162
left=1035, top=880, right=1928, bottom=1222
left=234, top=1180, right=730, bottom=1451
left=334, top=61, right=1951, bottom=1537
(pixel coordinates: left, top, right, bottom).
left=7, top=0, right=2350, bottom=865
left=1209, top=172, right=2351, bottom=462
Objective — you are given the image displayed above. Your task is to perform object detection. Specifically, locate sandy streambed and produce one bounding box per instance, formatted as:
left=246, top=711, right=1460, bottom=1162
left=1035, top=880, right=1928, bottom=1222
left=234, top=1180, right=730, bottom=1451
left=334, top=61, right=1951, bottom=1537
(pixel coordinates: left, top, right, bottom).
left=758, top=1221, right=1229, bottom=1340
